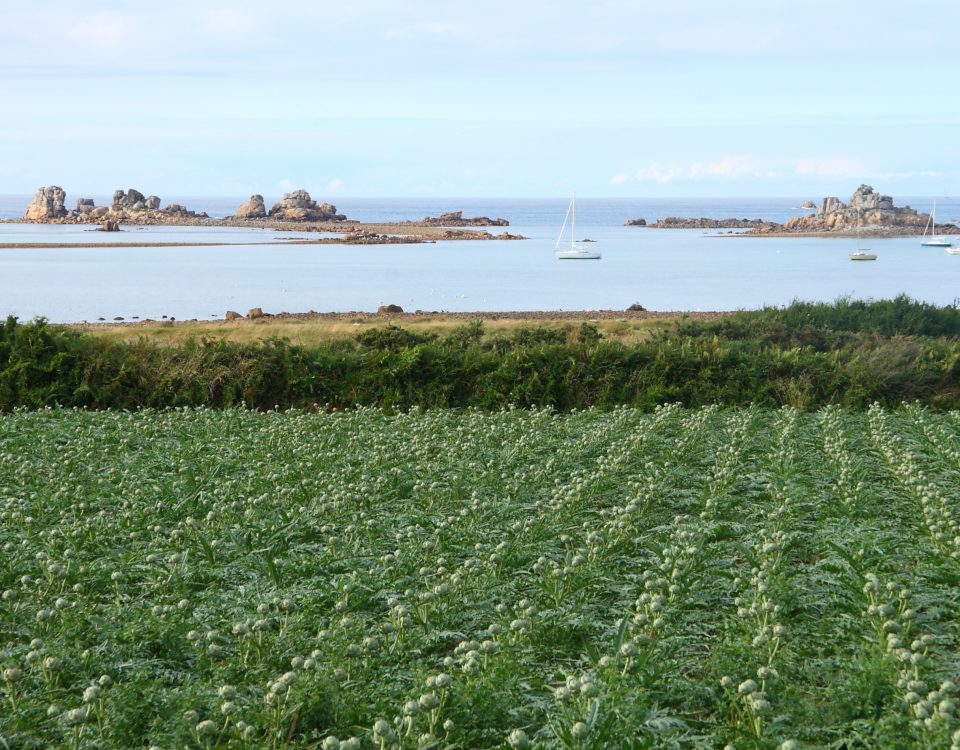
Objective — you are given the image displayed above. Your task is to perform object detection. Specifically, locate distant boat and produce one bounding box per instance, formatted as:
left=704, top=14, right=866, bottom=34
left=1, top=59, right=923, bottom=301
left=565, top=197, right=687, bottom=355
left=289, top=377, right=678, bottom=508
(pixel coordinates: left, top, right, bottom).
left=921, top=200, right=952, bottom=246
left=850, top=209, right=877, bottom=261
left=946, top=246, right=960, bottom=255
left=555, top=194, right=601, bottom=260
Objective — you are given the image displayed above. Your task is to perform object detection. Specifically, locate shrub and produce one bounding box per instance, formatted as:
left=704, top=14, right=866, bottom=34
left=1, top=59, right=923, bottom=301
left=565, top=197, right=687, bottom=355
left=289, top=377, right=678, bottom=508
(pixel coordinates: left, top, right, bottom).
left=4, top=300, right=960, bottom=412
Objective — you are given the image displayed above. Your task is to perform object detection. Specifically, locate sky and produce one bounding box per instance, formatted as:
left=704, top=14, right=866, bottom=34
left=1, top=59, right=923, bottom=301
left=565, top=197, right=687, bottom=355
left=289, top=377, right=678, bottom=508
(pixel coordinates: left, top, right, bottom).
left=1, top=0, right=958, bottom=199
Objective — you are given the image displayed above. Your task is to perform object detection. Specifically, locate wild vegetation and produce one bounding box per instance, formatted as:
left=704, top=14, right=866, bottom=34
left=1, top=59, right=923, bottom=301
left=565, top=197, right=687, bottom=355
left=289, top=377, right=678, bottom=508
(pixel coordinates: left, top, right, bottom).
left=3, top=296, right=960, bottom=412
left=3, top=404, right=960, bottom=748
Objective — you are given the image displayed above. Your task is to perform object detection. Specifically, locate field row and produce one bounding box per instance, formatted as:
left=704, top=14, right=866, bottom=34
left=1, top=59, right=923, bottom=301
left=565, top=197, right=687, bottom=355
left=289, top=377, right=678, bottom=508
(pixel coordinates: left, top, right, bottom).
left=2, top=405, right=960, bottom=748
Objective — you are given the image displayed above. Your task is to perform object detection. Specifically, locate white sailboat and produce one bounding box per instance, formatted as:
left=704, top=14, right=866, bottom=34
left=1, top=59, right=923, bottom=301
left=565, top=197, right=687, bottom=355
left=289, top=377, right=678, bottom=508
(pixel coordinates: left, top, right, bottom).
left=849, top=209, right=876, bottom=261
left=555, top=194, right=601, bottom=260
left=921, top=200, right=951, bottom=246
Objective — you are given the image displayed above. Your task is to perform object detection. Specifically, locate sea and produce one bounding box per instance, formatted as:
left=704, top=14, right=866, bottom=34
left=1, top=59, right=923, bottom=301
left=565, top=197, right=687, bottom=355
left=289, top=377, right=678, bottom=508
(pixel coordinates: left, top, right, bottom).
left=2, top=194, right=959, bottom=323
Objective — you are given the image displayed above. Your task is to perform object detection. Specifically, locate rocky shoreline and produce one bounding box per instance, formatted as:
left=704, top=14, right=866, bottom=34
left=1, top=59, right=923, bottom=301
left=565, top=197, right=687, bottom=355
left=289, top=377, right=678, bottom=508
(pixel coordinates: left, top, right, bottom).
left=15, top=182, right=952, bottom=241
left=0, top=227, right=523, bottom=246
left=399, top=210, right=509, bottom=227
left=75, top=308, right=733, bottom=327
left=723, top=228, right=951, bottom=238
left=10, top=186, right=521, bottom=242
left=0, top=232, right=521, bottom=249
left=625, top=185, right=959, bottom=237
left=626, top=217, right=779, bottom=230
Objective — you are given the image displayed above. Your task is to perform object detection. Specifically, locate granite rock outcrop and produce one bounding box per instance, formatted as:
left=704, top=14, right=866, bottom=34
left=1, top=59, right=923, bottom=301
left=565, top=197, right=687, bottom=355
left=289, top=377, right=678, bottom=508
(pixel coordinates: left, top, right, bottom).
left=235, top=195, right=267, bottom=219
left=412, top=211, right=509, bottom=227
left=775, top=185, right=931, bottom=232
left=111, top=189, right=147, bottom=211
left=627, top=184, right=956, bottom=236
left=268, top=190, right=345, bottom=222
left=627, top=216, right=777, bottom=230
left=101, top=190, right=204, bottom=220
left=847, top=184, right=895, bottom=212
left=23, top=186, right=68, bottom=220
left=13, top=186, right=527, bottom=242
left=818, top=197, right=845, bottom=216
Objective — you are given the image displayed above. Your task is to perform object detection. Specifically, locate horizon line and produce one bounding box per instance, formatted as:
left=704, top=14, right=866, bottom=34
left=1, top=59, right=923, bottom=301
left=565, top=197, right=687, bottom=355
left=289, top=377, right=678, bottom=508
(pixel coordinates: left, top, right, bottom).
left=2, top=192, right=958, bottom=201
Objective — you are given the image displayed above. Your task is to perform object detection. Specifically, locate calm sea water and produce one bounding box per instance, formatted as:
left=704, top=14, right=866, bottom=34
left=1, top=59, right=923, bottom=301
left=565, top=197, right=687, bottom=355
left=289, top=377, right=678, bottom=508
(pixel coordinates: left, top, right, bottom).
left=1, top=195, right=959, bottom=322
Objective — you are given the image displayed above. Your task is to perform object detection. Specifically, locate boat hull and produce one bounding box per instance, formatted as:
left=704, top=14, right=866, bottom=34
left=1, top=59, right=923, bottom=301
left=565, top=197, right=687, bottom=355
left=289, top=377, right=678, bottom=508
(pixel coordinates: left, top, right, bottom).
left=849, top=251, right=877, bottom=261
left=556, top=250, right=601, bottom=260
left=922, top=240, right=952, bottom=247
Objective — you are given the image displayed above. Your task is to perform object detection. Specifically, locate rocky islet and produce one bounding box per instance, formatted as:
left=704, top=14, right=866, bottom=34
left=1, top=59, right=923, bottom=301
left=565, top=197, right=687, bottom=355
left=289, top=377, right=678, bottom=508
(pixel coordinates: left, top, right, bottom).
left=235, top=194, right=267, bottom=219
left=626, top=216, right=780, bottom=230
left=776, top=184, right=939, bottom=233
left=265, top=190, right=346, bottom=222
left=22, top=186, right=68, bottom=221
left=21, top=186, right=209, bottom=223
left=20, top=186, right=346, bottom=225
left=407, top=210, right=509, bottom=227
left=15, top=186, right=525, bottom=244
left=624, top=184, right=957, bottom=236
left=20, top=183, right=954, bottom=238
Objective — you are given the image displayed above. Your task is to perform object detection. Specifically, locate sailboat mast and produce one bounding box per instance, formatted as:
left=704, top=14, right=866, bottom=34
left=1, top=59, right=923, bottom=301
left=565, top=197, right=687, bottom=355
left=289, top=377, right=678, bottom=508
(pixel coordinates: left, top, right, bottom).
left=571, top=192, right=576, bottom=248
left=555, top=198, right=573, bottom=250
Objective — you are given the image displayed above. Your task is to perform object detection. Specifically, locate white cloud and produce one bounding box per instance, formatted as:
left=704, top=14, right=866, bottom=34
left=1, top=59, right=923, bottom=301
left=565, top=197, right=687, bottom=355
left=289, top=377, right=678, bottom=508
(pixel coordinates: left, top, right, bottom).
left=0, top=10, right=60, bottom=43
left=67, top=16, right=130, bottom=47
left=383, top=22, right=467, bottom=41
left=657, top=24, right=782, bottom=54
left=203, top=8, right=257, bottom=38
left=689, top=156, right=758, bottom=179
left=793, top=158, right=941, bottom=182
left=616, top=158, right=761, bottom=184
left=612, top=156, right=940, bottom=185
left=632, top=163, right=685, bottom=183
left=326, top=178, right=344, bottom=192
left=793, top=156, right=867, bottom=179
left=871, top=170, right=941, bottom=180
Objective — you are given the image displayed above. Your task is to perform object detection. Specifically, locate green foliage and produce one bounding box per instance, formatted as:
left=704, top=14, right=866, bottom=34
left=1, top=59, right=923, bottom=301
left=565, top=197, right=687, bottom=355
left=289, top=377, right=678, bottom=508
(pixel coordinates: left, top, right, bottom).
left=0, top=315, right=85, bottom=408
left=676, top=294, right=960, bottom=343
left=576, top=322, right=603, bottom=345
left=4, top=298, right=960, bottom=411
left=354, top=324, right=437, bottom=350
left=510, top=326, right=569, bottom=347
left=2, top=405, right=960, bottom=748
left=443, top=320, right=485, bottom=349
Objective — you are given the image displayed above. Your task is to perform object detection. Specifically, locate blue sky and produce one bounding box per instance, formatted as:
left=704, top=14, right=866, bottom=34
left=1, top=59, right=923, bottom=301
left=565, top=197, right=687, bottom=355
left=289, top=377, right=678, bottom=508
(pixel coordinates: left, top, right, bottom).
left=1, top=0, right=958, bottom=198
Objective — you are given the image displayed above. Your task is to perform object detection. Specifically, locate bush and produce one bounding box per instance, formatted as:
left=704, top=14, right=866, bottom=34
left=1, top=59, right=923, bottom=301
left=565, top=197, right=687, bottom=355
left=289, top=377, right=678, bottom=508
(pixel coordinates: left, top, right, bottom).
left=4, top=299, right=960, bottom=412
left=355, top=325, right=436, bottom=350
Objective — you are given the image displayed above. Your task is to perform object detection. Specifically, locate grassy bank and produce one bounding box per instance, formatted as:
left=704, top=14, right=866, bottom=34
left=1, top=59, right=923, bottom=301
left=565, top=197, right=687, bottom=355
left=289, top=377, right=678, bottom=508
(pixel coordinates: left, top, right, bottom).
left=3, top=296, right=960, bottom=411
left=75, top=313, right=681, bottom=348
